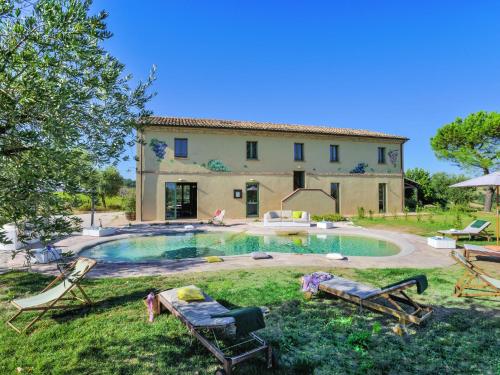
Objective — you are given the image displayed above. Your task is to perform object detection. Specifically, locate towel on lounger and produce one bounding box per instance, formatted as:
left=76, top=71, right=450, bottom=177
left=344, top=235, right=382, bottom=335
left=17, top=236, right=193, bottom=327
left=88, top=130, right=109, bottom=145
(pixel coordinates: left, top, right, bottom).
left=383, top=275, right=428, bottom=294
left=301, top=272, right=334, bottom=294
left=211, top=307, right=265, bottom=335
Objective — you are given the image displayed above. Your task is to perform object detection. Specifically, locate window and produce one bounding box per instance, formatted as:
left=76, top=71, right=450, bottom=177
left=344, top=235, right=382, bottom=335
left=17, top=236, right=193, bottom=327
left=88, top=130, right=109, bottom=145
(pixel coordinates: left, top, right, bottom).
left=378, top=183, right=386, bottom=213
left=330, top=183, right=340, bottom=213
left=330, top=145, right=339, bottom=162
left=175, top=138, right=188, bottom=157
left=378, top=147, right=386, bottom=164
left=293, top=171, right=305, bottom=190
left=246, top=141, right=258, bottom=160
left=294, top=143, right=304, bottom=161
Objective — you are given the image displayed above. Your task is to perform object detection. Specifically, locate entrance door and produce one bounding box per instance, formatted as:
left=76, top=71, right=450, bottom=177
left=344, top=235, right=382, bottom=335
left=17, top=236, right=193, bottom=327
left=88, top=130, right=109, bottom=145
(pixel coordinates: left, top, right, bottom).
left=165, top=182, right=197, bottom=219
left=246, top=182, right=259, bottom=217
left=293, top=171, right=305, bottom=190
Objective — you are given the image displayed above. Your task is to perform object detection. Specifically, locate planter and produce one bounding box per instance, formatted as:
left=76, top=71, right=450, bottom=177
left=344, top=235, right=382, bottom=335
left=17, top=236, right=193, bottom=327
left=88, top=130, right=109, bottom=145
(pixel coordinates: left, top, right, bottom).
left=125, top=212, right=136, bottom=221
left=82, top=227, right=116, bottom=237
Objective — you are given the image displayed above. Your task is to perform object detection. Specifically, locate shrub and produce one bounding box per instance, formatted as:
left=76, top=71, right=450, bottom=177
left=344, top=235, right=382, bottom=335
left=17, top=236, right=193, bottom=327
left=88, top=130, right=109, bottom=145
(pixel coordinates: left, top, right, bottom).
left=311, top=214, right=346, bottom=222
left=124, top=193, right=136, bottom=214
left=357, top=207, right=365, bottom=219
left=368, top=209, right=374, bottom=220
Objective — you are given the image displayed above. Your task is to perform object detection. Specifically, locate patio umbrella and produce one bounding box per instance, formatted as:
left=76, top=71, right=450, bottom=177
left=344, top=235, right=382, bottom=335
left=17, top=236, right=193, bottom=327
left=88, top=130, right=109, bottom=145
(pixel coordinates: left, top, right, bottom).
left=450, top=171, right=500, bottom=245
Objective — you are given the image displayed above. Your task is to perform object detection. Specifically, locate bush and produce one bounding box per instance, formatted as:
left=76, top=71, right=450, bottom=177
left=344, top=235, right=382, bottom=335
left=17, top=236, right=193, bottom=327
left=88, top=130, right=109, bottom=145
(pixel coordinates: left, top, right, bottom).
left=311, top=214, right=346, bottom=222
left=124, top=193, right=136, bottom=214
left=357, top=207, right=365, bottom=219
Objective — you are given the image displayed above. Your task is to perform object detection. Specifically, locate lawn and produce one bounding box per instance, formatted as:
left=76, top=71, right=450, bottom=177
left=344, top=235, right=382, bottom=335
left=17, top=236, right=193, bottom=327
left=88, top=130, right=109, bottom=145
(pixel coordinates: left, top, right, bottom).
left=1, top=267, right=499, bottom=374
left=353, top=211, right=498, bottom=246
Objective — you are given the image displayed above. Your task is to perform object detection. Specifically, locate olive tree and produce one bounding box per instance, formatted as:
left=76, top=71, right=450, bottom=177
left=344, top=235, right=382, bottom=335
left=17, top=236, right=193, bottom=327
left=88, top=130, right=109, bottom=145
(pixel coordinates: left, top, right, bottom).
left=0, top=0, right=155, bottom=252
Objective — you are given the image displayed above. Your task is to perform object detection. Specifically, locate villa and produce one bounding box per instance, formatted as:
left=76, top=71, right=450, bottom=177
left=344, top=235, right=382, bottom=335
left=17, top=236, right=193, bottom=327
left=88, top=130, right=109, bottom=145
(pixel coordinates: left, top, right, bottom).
left=136, top=117, right=408, bottom=221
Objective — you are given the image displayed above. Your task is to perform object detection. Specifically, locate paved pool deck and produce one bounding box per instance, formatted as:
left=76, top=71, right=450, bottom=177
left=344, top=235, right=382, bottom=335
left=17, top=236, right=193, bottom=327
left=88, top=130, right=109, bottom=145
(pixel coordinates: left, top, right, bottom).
left=0, top=220, right=457, bottom=278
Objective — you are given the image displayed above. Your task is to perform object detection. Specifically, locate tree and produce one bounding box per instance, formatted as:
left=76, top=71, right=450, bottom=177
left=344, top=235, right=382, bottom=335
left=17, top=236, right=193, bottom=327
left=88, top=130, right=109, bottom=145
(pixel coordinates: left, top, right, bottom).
left=431, top=111, right=500, bottom=211
left=97, top=166, right=123, bottom=208
left=0, top=1, right=155, bottom=249
left=430, top=173, right=477, bottom=208
left=405, top=168, right=434, bottom=205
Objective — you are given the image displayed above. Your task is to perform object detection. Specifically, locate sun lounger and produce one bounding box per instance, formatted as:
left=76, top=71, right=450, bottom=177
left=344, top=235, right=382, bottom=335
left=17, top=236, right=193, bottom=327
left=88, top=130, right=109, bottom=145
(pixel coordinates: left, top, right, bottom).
left=450, top=250, right=500, bottom=297
left=157, top=285, right=273, bottom=375
left=463, top=244, right=500, bottom=260
left=438, top=220, right=492, bottom=240
left=6, top=257, right=96, bottom=333
left=314, top=275, right=433, bottom=327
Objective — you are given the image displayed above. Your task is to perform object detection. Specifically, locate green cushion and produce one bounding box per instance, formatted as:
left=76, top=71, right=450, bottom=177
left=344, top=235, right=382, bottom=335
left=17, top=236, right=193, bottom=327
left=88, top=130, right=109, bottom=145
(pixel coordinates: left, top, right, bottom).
left=470, top=220, right=487, bottom=229
left=292, top=211, right=302, bottom=219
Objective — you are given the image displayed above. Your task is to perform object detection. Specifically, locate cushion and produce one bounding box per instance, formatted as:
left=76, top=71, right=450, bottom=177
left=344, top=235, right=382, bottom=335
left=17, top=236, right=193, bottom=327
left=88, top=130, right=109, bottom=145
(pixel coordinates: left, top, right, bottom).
left=269, top=211, right=280, bottom=219
left=177, top=286, right=205, bottom=302
left=205, top=256, right=223, bottom=263
left=326, top=253, right=345, bottom=260
left=251, top=252, right=272, bottom=260
left=470, top=220, right=487, bottom=228
left=292, top=211, right=302, bottom=219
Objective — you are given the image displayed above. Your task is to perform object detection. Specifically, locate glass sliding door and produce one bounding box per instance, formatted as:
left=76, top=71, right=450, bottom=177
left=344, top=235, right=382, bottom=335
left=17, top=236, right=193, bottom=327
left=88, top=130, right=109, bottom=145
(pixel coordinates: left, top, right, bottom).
left=246, top=182, right=259, bottom=217
left=165, top=183, right=177, bottom=219
left=165, top=182, right=197, bottom=219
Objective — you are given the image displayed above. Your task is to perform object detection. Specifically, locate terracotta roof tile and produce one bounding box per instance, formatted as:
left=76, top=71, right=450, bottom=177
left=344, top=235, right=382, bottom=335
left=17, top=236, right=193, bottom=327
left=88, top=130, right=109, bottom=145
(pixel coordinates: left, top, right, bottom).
left=140, top=116, right=408, bottom=141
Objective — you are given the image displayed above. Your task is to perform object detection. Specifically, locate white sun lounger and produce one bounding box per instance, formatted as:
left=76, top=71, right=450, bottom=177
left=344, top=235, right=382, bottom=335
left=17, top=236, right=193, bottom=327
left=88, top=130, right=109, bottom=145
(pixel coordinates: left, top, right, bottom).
left=438, top=220, right=492, bottom=240
left=157, top=286, right=273, bottom=375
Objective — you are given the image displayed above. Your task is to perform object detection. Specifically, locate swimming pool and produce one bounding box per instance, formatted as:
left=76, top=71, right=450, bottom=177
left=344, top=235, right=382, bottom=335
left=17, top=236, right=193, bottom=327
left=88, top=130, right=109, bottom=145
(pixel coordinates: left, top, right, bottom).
left=80, top=231, right=400, bottom=262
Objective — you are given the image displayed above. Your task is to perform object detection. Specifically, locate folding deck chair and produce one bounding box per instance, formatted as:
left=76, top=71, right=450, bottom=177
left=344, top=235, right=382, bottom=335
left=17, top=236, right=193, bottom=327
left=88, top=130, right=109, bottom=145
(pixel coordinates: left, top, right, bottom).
left=438, top=219, right=492, bottom=241
left=314, top=275, right=433, bottom=327
left=6, top=257, right=96, bottom=333
left=157, top=285, right=273, bottom=375
left=450, top=250, right=500, bottom=298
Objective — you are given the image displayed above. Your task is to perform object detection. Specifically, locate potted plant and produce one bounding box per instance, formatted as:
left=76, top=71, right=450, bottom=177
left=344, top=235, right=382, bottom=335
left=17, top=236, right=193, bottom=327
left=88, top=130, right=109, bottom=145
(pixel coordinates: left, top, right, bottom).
left=124, top=193, right=136, bottom=221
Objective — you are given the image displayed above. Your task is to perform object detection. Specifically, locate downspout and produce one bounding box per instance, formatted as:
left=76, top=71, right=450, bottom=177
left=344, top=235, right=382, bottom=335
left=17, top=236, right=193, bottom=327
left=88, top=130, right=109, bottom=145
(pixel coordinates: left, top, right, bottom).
left=400, top=141, right=405, bottom=212
left=139, top=129, right=144, bottom=222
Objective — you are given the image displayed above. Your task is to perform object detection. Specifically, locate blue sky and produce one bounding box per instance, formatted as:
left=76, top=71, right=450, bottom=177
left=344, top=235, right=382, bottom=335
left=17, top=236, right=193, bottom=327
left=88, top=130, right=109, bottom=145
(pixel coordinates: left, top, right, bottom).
left=92, top=1, right=500, bottom=180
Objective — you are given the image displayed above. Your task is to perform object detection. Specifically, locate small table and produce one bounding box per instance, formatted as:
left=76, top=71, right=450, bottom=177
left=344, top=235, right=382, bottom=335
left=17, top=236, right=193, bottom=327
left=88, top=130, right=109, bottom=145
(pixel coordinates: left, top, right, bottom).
left=427, top=236, right=456, bottom=249
left=317, top=221, right=334, bottom=229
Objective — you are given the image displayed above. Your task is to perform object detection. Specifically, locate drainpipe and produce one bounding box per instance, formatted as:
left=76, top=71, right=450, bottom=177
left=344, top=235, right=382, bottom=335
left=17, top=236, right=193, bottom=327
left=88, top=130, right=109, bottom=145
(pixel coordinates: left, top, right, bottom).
left=400, top=142, right=404, bottom=212
left=139, top=130, right=144, bottom=222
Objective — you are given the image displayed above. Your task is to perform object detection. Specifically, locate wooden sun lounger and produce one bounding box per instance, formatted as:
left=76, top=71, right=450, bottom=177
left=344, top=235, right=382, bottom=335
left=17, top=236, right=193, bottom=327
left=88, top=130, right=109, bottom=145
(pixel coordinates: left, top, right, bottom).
left=451, top=250, right=500, bottom=298
left=317, top=276, right=433, bottom=327
left=463, top=244, right=500, bottom=260
left=6, top=257, right=96, bottom=334
left=157, top=285, right=273, bottom=375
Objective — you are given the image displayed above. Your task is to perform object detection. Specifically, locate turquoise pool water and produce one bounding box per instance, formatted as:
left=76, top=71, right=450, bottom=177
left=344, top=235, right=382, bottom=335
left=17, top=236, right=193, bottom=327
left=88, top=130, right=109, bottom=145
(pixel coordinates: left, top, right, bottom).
left=80, top=231, right=400, bottom=262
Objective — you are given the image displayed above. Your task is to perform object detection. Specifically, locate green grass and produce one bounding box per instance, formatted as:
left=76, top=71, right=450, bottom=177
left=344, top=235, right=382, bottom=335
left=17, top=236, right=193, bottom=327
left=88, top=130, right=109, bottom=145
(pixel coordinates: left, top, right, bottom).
left=353, top=211, right=498, bottom=246
left=1, top=267, right=499, bottom=374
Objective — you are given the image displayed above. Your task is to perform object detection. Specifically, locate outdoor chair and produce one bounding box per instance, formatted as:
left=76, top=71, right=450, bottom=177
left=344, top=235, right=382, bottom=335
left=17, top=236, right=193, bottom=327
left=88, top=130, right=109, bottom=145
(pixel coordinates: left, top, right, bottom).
left=6, top=257, right=96, bottom=333
left=210, top=209, right=225, bottom=226
left=156, top=285, right=273, bottom=375
left=438, top=220, right=492, bottom=241
left=309, top=274, right=433, bottom=328
left=450, top=250, right=500, bottom=298
left=463, top=244, right=500, bottom=260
